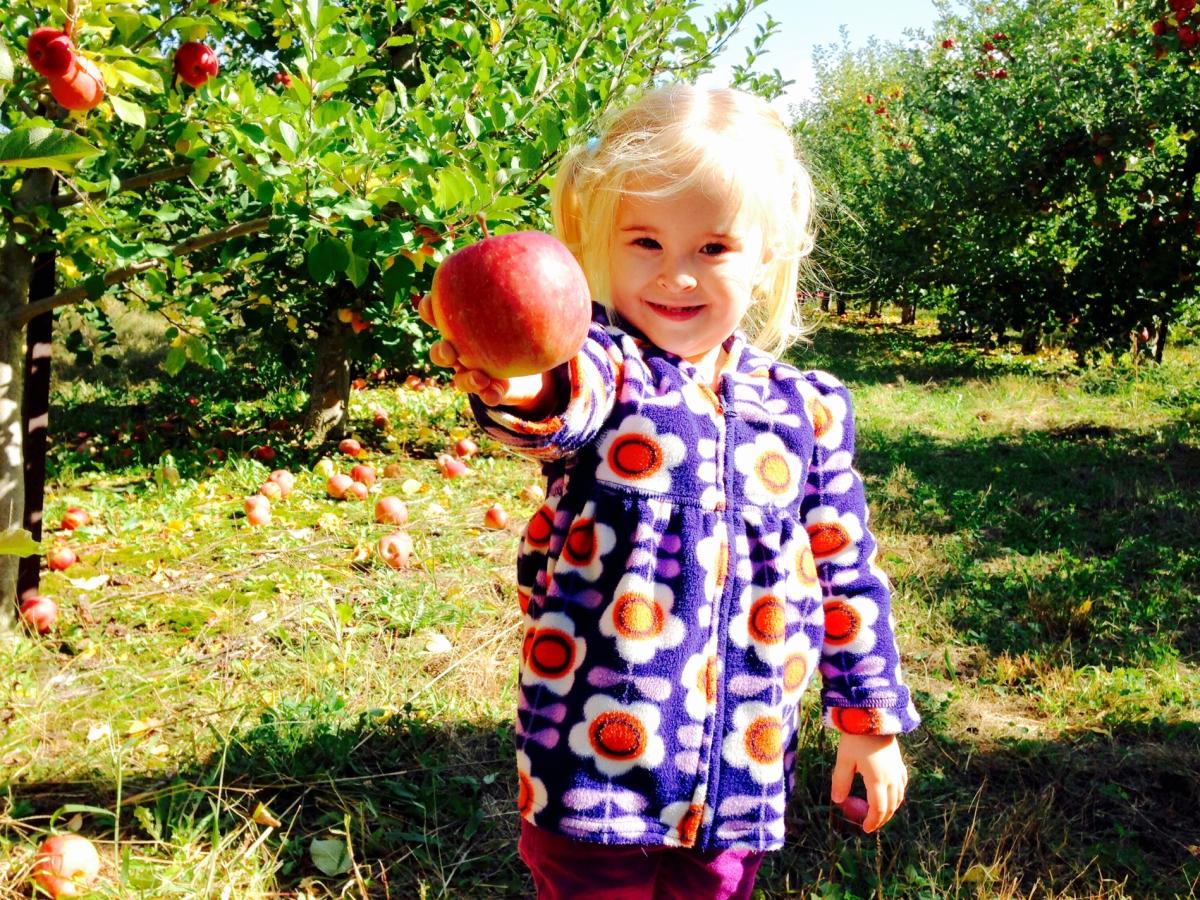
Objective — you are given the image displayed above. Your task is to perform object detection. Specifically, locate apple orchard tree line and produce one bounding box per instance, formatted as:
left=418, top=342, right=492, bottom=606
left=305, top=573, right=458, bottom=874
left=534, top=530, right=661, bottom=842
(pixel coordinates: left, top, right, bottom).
left=800, top=0, right=1199, bottom=361
left=0, top=0, right=791, bottom=627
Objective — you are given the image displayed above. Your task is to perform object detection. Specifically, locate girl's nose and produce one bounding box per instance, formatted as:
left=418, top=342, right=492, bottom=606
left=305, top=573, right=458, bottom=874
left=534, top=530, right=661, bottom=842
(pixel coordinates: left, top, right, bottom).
left=657, top=261, right=697, bottom=293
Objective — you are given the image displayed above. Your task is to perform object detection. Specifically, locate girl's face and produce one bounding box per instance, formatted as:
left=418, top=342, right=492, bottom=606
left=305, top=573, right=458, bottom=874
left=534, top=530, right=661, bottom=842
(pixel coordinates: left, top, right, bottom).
left=609, top=181, right=770, bottom=365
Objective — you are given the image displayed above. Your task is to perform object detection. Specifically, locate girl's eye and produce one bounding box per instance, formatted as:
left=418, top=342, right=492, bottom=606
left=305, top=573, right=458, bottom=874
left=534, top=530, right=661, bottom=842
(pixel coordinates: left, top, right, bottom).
left=701, top=242, right=729, bottom=256
left=633, top=237, right=661, bottom=249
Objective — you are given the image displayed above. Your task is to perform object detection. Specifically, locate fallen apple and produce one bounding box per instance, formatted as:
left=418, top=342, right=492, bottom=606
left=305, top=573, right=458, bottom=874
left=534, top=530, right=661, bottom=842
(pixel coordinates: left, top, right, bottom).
left=375, top=496, right=409, bottom=525
left=339, top=438, right=364, bottom=458
left=20, top=595, right=58, bottom=634
left=47, top=546, right=77, bottom=572
left=383, top=463, right=404, bottom=478
left=346, top=480, right=369, bottom=501
left=378, top=530, right=414, bottom=569
left=267, top=469, right=295, bottom=497
left=61, top=507, right=91, bottom=531
left=32, top=832, right=101, bottom=899
left=244, top=495, right=271, bottom=526
left=350, top=464, right=377, bottom=487
left=428, top=231, right=591, bottom=378
left=258, top=481, right=282, bottom=502
left=520, top=484, right=546, bottom=503
left=454, top=437, right=479, bottom=459
left=483, top=504, right=509, bottom=530
left=252, top=445, right=276, bottom=463
left=437, top=455, right=468, bottom=479
left=314, top=458, right=336, bottom=478
left=327, top=473, right=354, bottom=499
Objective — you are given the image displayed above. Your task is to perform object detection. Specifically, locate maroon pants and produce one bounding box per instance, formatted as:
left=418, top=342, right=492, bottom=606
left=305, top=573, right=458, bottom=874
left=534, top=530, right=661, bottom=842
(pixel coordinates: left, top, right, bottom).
left=518, top=820, right=765, bottom=899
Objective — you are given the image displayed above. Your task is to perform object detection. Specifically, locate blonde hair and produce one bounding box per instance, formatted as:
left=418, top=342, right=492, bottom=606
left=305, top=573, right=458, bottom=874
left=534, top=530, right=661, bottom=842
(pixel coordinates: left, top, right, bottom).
left=551, top=84, right=816, bottom=356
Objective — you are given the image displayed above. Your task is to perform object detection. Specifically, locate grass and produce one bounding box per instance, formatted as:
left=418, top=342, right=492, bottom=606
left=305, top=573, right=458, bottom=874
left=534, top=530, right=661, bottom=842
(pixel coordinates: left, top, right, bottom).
left=2, top=311, right=1198, bottom=898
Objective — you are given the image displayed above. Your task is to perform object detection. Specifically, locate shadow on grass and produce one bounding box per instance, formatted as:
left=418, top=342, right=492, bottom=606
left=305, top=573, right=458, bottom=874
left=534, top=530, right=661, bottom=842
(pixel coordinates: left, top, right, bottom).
left=8, top=709, right=1199, bottom=898
left=862, top=423, right=1200, bottom=665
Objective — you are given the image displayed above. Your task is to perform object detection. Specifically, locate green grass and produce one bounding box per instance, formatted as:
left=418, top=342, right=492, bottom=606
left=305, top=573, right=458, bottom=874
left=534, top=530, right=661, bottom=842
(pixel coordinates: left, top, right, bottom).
left=2, top=313, right=1198, bottom=898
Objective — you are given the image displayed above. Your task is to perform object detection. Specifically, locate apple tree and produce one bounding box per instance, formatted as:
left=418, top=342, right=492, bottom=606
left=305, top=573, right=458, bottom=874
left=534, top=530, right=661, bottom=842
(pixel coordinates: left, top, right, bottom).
left=0, top=0, right=785, bottom=628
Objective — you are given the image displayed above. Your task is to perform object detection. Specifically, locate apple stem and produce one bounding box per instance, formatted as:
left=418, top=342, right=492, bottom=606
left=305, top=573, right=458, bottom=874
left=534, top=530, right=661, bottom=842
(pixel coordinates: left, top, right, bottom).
left=66, top=0, right=78, bottom=36
left=476, top=212, right=490, bottom=239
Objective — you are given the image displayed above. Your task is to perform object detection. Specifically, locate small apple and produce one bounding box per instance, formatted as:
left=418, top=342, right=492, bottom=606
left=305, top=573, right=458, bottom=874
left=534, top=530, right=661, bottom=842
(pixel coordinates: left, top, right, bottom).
left=61, top=507, right=90, bottom=531
left=836, top=796, right=870, bottom=829
left=520, top=483, right=546, bottom=503
left=252, top=445, right=276, bottom=463
left=258, top=481, right=283, bottom=501
left=377, top=530, right=414, bottom=570
left=244, top=495, right=271, bottom=526
left=26, top=27, right=75, bottom=78
left=350, top=464, right=377, bottom=487
left=336, top=308, right=354, bottom=323
left=48, top=55, right=105, bottom=111
left=373, top=409, right=390, bottom=429
left=375, top=496, right=409, bottom=525
left=350, top=311, right=370, bottom=334
left=268, top=469, right=295, bottom=497
left=346, top=480, right=369, bottom=501
left=383, top=463, right=404, bottom=478
left=175, top=41, right=219, bottom=88
left=339, top=438, right=364, bottom=458
left=32, top=832, right=101, bottom=898
left=20, top=595, right=58, bottom=634
left=47, top=546, right=77, bottom=572
left=437, top=455, right=468, bottom=478
left=454, top=437, right=479, bottom=459
left=428, top=231, right=591, bottom=378
left=483, top=504, right=509, bottom=530
left=273, top=71, right=293, bottom=87
left=327, top=473, right=354, bottom=499
left=314, top=458, right=336, bottom=478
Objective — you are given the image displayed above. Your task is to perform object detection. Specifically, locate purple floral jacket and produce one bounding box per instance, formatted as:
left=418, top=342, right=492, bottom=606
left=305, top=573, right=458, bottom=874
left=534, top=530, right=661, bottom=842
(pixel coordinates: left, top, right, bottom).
left=471, top=305, right=920, bottom=852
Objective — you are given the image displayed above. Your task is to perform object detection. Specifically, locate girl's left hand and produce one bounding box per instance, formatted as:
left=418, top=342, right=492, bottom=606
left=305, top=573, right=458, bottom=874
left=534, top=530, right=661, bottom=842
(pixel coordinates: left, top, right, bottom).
left=830, top=733, right=908, bottom=833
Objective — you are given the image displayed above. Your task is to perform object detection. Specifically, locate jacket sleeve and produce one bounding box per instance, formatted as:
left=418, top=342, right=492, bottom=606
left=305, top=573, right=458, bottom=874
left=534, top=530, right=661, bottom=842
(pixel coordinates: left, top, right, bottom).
left=468, top=318, right=623, bottom=462
left=798, top=370, right=920, bottom=736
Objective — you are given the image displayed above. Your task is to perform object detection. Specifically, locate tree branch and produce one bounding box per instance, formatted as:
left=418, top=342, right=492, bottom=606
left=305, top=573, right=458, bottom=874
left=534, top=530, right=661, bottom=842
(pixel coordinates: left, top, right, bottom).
left=4, top=216, right=271, bottom=329
left=52, top=163, right=197, bottom=209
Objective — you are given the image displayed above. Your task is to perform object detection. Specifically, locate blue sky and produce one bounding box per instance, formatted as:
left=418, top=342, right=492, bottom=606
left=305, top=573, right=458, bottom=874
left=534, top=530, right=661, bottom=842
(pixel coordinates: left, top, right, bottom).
left=694, top=0, right=945, bottom=112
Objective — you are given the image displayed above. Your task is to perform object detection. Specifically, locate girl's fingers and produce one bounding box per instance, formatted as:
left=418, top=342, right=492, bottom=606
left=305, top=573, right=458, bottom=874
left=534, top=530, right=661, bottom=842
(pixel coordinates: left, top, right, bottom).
left=417, top=294, right=436, bottom=327
left=430, top=340, right=459, bottom=368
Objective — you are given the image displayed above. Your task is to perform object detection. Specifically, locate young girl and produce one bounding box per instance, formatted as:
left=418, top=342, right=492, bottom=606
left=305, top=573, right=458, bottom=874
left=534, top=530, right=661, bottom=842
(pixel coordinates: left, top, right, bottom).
left=420, top=84, right=920, bottom=899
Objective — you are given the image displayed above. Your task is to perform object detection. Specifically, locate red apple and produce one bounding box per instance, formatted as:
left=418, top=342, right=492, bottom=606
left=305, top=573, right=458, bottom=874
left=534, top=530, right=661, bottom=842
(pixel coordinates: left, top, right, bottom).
left=941, top=38, right=955, bottom=49
left=339, top=438, right=364, bottom=458
left=20, top=595, right=58, bottom=634
left=373, top=410, right=390, bottom=429
left=47, top=546, right=77, bottom=572
left=32, top=833, right=101, bottom=898
left=428, top=231, right=591, bottom=378
left=350, top=311, right=370, bottom=334
left=378, top=530, right=414, bottom=569
left=60, top=507, right=90, bottom=531
left=437, top=455, right=468, bottom=478
left=327, top=473, right=354, bottom=499
left=454, top=437, right=479, bottom=459
left=375, top=496, right=409, bottom=525
left=483, top=504, right=509, bottom=530
left=27, top=27, right=75, bottom=77
left=48, top=55, right=105, bottom=111
left=252, top=444, right=276, bottom=463
left=244, top=495, right=271, bottom=526
left=175, top=41, right=219, bottom=88
left=267, top=469, right=295, bottom=497
left=273, top=71, right=293, bottom=87
left=836, top=796, right=870, bottom=828
left=258, top=481, right=283, bottom=501
left=346, top=480, right=369, bottom=501
left=350, top=464, right=376, bottom=487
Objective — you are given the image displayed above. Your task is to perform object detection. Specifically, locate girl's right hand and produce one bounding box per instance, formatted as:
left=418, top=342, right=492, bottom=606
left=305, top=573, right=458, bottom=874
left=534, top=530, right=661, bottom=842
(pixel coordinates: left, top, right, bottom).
left=418, top=295, right=552, bottom=411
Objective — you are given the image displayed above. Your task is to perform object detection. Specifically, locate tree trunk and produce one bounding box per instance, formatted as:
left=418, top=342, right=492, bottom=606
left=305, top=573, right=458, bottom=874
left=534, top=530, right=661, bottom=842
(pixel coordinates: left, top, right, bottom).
left=0, top=168, right=53, bottom=635
left=818, top=293, right=829, bottom=313
left=900, top=302, right=917, bottom=325
left=834, top=295, right=845, bottom=316
left=1154, top=316, right=1169, bottom=364
left=18, top=249, right=56, bottom=604
left=867, top=298, right=879, bottom=318
left=303, top=313, right=352, bottom=446
left=1020, top=328, right=1041, bottom=355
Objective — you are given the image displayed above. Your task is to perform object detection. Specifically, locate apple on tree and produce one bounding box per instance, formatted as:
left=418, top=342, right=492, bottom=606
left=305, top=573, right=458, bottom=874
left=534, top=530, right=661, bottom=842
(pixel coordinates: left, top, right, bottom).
left=32, top=832, right=102, bottom=898
left=26, top=27, right=75, bottom=77
left=428, top=231, right=591, bottom=379
left=48, top=55, right=106, bottom=111
left=174, top=41, right=219, bottom=88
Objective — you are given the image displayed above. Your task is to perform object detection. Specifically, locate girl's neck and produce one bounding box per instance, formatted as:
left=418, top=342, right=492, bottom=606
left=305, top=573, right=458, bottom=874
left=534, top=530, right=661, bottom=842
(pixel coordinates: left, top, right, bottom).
left=685, top=343, right=728, bottom=391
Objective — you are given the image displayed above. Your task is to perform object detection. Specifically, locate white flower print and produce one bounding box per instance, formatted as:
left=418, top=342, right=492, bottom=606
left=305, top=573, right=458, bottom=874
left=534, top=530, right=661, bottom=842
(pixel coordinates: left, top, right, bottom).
left=516, top=750, right=548, bottom=819
left=660, top=799, right=712, bottom=848
left=680, top=647, right=720, bottom=721
left=821, top=594, right=880, bottom=656
left=521, top=611, right=588, bottom=695
left=733, top=432, right=802, bottom=507
left=599, top=572, right=686, bottom=664
left=596, top=415, right=687, bottom=493
left=568, top=695, right=666, bottom=777
left=803, top=505, right=864, bottom=567
left=722, top=701, right=787, bottom=786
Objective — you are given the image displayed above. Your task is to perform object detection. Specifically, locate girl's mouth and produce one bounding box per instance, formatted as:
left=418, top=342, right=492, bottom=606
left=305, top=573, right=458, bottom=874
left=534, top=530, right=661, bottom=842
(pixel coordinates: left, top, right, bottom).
left=647, top=301, right=703, bottom=321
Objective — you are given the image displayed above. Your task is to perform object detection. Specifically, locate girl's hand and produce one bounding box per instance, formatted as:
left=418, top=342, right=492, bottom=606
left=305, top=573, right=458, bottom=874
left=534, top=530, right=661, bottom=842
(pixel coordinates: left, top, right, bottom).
left=418, top=295, right=552, bottom=412
left=830, top=733, right=908, bottom=833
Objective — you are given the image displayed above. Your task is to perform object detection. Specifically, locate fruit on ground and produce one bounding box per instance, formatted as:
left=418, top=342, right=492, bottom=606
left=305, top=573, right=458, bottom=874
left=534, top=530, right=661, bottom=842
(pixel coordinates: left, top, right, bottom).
left=346, top=480, right=369, bottom=501
left=378, top=531, right=414, bottom=569
left=437, top=455, right=468, bottom=478
left=61, top=507, right=90, bottom=530
left=350, top=464, right=376, bottom=487
left=252, top=445, right=276, bottom=462
left=374, top=496, right=409, bottom=525
left=327, top=473, right=354, bottom=499
left=27, top=27, right=75, bottom=77
left=339, top=438, right=364, bottom=458
left=267, top=469, right=295, bottom=497
left=383, top=463, right=404, bottom=478
left=429, top=231, right=591, bottom=378
left=20, top=595, right=58, bottom=634
left=314, top=458, right=336, bottom=478
left=47, top=546, right=77, bottom=572
left=454, top=437, right=479, bottom=459
left=483, top=504, right=509, bottom=529
left=175, top=41, right=219, bottom=87
left=48, top=56, right=106, bottom=110
left=32, top=833, right=101, bottom=898
left=244, top=495, right=271, bottom=526
left=520, top=483, right=546, bottom=503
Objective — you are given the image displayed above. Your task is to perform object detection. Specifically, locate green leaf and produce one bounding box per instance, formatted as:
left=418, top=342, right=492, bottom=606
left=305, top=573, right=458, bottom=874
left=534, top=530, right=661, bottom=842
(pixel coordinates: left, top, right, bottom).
left=431, top=167, right=473, bottom=212
left=307, top=238, right=349, bottom=283
left=345, top=250, right=369, bottom=288
left=0, top=529, right=39, bottom=557
left=0, top=36, right=14, bottom=86
left=0, top=127, right=102, bottom=172
left=190, top=155, right=221, bottom=186
left=108, top=59, right=165, bottom=94
left=164, top=345, right=187, bottom=376
left=110, top=95, right=147, bottom=128
left=310, top=838, right=351, bottom=876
